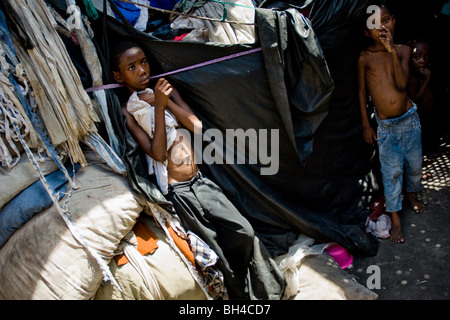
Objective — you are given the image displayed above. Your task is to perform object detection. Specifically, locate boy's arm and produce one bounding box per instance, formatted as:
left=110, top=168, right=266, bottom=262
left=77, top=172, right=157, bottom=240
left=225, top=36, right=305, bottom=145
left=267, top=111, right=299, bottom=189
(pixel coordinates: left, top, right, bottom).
left=381, top=27, right=410, bottom=90
left=391, top=44, right=411, bottom=91
left=358, top=53, right=377, bottom=146
left=167, top=87, right=203, bottom=133
left=151, top=78, right=174, bottom=162
left=122, top=79, right=171, bottom=163
left=138, top=82, right=202, bottom=133
left=121, top=105, right=166, bottom=163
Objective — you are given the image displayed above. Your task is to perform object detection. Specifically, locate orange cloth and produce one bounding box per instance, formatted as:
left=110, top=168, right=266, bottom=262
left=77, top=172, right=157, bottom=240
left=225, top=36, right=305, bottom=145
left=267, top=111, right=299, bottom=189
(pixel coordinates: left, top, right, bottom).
left=166, top=221, right=196, bottom=269
left=114, top=218, right=197, bottom=272
left=115, top=219, right=159, bottom=266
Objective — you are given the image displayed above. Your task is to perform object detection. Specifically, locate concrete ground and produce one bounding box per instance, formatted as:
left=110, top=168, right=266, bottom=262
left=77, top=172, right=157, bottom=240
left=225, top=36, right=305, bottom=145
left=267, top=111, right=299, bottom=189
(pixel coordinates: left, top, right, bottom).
left=349, top=134, right=450, bottom=300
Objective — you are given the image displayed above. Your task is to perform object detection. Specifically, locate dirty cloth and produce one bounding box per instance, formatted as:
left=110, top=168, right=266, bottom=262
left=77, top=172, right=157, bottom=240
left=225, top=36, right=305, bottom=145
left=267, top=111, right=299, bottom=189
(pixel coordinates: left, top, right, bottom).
left=171, top=0, right=256, bottom=44
left=0, top=11, right=72, bottom=187
left=274, top=234, right=330, bottom=299
left=94, top=214, right=209, bottom=300
left=114, top=218, right=159, bottom=266
left=4, top=0, right=99, bottom=166
left=111, top=0, right=150, bottom=31
left=0, top=163, right=79, bottom=247
left=115, top=229, right=165, bottom=299
left=63, top=0, right=122, bottom=156
left=0, top=162, right=146, bottom=299
left=187, top=230, right=228, bottom=299
left=365, top=214, right=391, bottom=239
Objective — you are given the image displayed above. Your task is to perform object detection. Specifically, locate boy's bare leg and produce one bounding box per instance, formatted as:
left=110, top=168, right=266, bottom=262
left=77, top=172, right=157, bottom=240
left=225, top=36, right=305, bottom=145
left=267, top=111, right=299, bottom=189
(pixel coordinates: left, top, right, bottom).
left=389, top=211, right=405, bottom=243
left=405, top=192, right=425, bottom=214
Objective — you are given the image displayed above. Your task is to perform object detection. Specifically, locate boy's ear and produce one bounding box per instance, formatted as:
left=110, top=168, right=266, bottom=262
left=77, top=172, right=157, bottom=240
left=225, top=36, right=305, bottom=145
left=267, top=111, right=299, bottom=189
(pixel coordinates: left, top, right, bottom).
left=113, top=71, right=123, bottom=83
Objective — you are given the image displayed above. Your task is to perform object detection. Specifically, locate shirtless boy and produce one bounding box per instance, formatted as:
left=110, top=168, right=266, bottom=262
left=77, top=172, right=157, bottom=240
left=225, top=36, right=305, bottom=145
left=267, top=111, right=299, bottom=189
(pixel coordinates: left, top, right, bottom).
left=358, top=4, right=425, bottom=243
left=112, top=41, right=255, bottom=299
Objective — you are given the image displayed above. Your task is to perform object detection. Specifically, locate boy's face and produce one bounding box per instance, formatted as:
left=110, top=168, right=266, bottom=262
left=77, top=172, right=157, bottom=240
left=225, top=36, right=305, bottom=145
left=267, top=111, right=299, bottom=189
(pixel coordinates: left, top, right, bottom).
left=411, top=42, right=429, bottom=71
left=366, top=7, right=395, bottom=43
left=113, top=47, right=150, bottom=92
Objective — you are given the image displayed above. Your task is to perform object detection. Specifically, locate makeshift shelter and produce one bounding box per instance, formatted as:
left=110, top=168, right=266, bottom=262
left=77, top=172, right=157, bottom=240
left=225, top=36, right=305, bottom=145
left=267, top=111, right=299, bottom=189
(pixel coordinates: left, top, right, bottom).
left=95, top=0, right=379, bottom=255
left=0, top=0, right=382, bottom=300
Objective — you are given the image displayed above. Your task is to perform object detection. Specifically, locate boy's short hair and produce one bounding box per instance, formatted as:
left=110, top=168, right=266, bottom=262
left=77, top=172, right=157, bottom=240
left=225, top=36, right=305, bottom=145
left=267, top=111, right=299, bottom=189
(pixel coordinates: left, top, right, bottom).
left=111, top=40, right=143, bottom=72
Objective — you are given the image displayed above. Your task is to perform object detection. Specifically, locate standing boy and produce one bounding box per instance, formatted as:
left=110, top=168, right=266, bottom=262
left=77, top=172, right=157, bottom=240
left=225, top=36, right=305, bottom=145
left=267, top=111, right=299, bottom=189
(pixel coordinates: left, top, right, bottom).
left=358, top=4, right=425, bottom=243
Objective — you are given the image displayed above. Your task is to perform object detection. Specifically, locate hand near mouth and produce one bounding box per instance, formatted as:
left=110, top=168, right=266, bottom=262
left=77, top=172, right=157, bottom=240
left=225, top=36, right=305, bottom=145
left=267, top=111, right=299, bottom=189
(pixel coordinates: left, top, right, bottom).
left=380, top=26, right=395, bottom=53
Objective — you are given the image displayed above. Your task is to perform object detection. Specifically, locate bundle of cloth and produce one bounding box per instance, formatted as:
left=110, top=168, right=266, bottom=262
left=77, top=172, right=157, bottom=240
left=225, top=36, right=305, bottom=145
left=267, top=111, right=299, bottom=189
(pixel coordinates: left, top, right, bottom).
left=170, top=0, right=257, bottom=43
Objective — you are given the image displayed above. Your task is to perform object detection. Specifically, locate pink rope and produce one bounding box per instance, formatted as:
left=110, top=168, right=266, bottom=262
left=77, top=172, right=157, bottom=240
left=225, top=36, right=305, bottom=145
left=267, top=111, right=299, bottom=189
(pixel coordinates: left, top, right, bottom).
left=85, top=47, right=262, bottom=93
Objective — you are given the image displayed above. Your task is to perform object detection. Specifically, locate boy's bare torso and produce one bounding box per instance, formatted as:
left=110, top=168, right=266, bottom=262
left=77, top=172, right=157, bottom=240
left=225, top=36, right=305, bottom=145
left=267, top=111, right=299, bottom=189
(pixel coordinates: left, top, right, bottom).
left=362, top=44, right=412, bottom=119
left=167, top=129, right=198, bottom=184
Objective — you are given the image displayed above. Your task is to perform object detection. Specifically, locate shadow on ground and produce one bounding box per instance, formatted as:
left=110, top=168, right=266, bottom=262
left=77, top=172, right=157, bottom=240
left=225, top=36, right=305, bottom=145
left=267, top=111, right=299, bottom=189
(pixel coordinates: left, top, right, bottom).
left=349, top=134, right=450, bottom=300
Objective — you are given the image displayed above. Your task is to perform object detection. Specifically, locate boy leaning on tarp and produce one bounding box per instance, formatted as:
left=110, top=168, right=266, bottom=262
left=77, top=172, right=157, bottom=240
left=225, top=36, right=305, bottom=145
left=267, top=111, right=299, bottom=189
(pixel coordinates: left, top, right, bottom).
left=111, top=40, right=255, bottom=299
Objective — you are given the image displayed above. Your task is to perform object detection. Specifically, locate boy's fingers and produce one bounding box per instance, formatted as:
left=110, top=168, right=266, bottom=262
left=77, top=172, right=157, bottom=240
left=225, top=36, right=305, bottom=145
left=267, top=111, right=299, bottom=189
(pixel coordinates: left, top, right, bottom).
left=156, top=78, right=169, bottom=87
left=163, top=83, right=172, bottom=94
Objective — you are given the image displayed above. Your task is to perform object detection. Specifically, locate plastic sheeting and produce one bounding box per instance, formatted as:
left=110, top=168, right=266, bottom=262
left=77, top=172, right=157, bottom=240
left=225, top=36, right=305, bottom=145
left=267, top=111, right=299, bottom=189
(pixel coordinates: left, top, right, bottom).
left=95, top=0, right=379, bottom=257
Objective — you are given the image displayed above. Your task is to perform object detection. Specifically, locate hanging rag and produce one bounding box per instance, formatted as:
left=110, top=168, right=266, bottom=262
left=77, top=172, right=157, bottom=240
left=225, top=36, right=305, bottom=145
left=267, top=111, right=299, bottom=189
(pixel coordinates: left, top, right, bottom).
left=4, top=0, right=100, bottom=167
left=170, top=0, right=256, bottom=44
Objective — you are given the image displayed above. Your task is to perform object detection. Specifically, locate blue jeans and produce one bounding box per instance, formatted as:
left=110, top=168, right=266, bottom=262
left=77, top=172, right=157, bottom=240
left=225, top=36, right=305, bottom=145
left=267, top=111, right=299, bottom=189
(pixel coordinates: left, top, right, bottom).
left=376, top=105, right=423, bottom=213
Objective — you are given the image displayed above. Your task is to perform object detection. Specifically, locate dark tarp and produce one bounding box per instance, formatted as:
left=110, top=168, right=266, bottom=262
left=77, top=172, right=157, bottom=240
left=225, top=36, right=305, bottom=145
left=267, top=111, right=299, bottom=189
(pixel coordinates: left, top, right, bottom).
left=93, top=0, right=379, bottom=257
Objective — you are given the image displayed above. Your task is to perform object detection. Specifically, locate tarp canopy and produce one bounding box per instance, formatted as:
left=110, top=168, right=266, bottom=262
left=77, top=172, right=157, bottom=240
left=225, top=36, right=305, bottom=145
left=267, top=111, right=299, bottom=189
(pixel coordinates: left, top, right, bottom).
left=88, top=0, right=379, bottom=257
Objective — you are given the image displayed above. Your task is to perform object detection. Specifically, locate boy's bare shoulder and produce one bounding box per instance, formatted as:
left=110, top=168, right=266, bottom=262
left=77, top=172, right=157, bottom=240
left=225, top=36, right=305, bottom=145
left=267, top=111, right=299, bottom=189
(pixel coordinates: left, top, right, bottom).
left=359, top=48, right=371, bottom=56
left=358, top=49, right=370, bottom=62
left=396, top=43, right=412, bottom=57
left=395, top=43, right=410, bottom=51
left=358, top=48, right=376, bottom=66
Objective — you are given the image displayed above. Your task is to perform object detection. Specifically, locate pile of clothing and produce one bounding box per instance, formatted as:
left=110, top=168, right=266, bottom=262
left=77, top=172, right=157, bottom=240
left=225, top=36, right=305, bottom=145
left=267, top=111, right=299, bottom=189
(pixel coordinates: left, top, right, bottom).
left=96, top=0, right=256, bottom=43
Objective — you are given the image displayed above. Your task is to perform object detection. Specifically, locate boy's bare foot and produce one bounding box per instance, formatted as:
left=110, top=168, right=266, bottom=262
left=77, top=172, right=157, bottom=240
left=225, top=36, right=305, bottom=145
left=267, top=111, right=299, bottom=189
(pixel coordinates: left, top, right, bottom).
left=406, top=192, right=425, bottom=214
left=389, top=212, right=404, bottom=243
